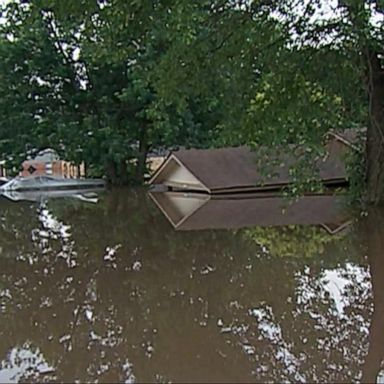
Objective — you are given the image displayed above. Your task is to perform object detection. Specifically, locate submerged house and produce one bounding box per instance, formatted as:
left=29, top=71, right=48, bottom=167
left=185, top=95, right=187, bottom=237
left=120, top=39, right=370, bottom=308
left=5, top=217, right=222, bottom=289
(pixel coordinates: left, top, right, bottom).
left=149, top=191, right=351, bottom=235
left=21, top=149, right=85, bottom=179
left=149, top=130, right=358, bottom=194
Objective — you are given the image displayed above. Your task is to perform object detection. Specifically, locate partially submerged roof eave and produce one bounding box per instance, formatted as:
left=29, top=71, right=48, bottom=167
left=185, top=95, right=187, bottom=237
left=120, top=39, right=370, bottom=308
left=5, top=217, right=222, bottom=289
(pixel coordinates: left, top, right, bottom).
left=171, top=155, right=211, bottom=193
left=149, top=153, right=211, bottom=193
left=209, top=178, right=348, bottom=194
left=148, top=153, right=173, bottom=185
left=327, top=129, right=362, bottom=151
left=150, top=134, right=353, bottom=194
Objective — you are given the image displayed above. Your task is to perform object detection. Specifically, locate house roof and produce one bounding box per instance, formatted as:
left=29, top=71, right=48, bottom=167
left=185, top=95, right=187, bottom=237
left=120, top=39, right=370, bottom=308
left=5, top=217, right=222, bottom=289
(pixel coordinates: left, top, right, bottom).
left=150, top=130, right=355, bottom=193
left=149, top=191, right=351, bottom=234
left=327, top=128, right=365, bottom=149
left=25, top=148, right=60, bottom=164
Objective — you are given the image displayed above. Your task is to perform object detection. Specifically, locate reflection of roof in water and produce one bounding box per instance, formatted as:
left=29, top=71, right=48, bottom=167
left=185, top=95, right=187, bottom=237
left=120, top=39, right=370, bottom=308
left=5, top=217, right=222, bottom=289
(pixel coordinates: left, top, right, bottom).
left=149, top=191, right=351, bottom=234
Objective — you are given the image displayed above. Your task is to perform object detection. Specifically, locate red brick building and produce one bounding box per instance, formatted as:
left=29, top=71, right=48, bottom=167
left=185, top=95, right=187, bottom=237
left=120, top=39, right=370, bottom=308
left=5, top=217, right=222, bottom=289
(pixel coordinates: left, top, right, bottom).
left=20, top=149, right=85, bottom=178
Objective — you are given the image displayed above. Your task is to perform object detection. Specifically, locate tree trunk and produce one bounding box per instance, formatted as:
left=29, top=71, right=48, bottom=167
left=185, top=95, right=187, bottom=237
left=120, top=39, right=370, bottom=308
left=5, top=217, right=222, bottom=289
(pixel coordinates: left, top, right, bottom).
left=119, top=158, right=129, bottom=185
left=365, top=50, right=384, bottom=204
left=105, top=159, right=117, bottom=185
left=135, top=123, right=149, bottom=183
left=106, top=158, right=132, bottom=185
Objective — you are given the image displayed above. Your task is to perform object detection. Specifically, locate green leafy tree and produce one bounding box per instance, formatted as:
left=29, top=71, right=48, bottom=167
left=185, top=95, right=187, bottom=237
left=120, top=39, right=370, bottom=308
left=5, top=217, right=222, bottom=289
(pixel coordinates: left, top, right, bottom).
left=1, top=0, right=382, bottom=195
left=0, top=0, right=222, bottom=183
left=151, top=0, right=382, bottom=203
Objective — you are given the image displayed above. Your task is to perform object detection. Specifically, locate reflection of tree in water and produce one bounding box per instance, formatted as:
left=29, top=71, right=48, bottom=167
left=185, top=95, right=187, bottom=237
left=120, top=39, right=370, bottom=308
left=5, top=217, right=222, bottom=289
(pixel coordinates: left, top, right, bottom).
left=361, top=208, right=384, bottom=383
left=0, top=198, right=40, bottom=261
left=0, top=189, right=378, bottom=382
left=243, top=225, right=341, bottom=258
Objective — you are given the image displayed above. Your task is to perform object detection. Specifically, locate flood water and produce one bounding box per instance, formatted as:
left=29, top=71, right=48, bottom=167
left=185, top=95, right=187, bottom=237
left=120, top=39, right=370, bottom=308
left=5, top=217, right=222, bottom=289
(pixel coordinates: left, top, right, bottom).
left=0, top=188, right=383, bottom=383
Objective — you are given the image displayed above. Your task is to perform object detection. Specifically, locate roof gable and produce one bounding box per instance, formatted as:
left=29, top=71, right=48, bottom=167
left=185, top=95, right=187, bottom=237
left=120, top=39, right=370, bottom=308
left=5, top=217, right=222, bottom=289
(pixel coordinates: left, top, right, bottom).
left=149, top=154, right=209, bottom=192
left=149, top=129, right=356, bottom=194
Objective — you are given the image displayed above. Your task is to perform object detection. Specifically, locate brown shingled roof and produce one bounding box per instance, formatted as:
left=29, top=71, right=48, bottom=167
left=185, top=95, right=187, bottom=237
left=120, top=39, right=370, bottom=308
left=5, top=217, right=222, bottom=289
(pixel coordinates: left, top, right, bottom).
left=150, top=132, right=352, bottom=193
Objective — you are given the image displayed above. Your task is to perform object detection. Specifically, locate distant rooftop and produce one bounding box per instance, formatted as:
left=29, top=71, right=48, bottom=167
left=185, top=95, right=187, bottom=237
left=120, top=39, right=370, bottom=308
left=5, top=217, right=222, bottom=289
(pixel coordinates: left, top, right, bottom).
left=29, top=148, right=60, bottom=163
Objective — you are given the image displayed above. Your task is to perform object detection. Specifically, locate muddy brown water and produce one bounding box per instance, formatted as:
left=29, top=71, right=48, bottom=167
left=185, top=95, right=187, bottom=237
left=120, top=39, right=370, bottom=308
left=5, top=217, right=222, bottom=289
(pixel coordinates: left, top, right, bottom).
left=0, top=189, right=382, bottom=383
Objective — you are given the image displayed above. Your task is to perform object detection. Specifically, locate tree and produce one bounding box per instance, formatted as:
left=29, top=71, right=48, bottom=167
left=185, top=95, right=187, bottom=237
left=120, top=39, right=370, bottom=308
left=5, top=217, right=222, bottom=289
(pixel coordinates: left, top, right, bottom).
left=151, top=0, right=382, bottom=203
left=0, top=0, right=382, bottom=195
left=0, top=0, right=222, bottom=183
left=0, top=1, right=80, bottom=170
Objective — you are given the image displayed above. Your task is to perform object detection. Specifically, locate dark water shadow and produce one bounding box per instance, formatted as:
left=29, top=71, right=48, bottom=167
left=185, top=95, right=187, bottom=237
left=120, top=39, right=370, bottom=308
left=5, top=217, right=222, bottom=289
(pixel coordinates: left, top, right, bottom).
left=361, top=207, right=384, bottom=383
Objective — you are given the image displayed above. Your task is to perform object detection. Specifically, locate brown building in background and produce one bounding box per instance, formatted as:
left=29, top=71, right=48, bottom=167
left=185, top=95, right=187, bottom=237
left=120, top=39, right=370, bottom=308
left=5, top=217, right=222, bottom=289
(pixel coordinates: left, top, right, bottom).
left=20, top=149, right=85, bottom=179
left=0, top=161, right=6, bottom=178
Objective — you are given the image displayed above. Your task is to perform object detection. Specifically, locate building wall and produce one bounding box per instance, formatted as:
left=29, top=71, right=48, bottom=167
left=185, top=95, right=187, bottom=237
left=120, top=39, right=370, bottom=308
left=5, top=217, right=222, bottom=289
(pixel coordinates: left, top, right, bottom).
left=0, top=163, right=6, bottom=178
left=21, top=160, right=86, bottom=178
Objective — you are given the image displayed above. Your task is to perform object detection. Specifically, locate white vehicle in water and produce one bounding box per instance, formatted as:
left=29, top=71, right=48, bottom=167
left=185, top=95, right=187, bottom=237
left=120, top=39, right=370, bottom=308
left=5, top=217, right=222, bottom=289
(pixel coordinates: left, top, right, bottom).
left=0, top=177, right=9, bottom=186
left=0, top=188, right=101, bottom=203
left=0, top=175, right=105, bottom=192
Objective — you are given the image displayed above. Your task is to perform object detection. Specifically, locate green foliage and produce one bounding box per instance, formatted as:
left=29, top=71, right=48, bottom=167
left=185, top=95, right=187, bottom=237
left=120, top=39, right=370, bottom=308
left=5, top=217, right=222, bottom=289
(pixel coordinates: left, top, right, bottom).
left=0, top=0, right=381, bottom=191
left=151, top=0, right=375, bottom=196
left=0, top=0, right=221, bottom=183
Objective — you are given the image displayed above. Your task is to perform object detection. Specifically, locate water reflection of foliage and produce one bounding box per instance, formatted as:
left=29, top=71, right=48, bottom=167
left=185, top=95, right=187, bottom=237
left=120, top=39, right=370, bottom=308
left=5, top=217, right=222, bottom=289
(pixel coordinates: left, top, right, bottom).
left=0, top=198, right=40, bottom=259
left=243, top=225, right=341, bottom=258
left=0, top=189, right=373, bottom=382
